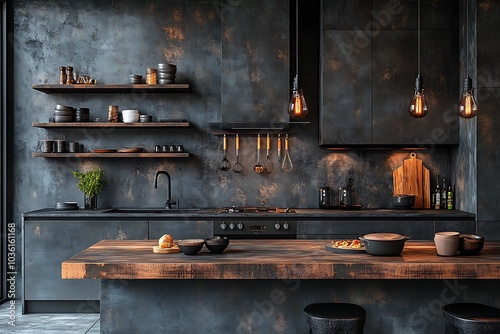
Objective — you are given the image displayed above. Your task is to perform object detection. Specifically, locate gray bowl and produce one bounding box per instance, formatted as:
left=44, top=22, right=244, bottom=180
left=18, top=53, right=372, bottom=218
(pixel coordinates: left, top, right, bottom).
left=158, top=63, right=177, bottom=71
left=157, top=72, right=176, bottom=80
left=158, top=78, right=175, bottom=85
left=55, top=104, right=74, bottom=111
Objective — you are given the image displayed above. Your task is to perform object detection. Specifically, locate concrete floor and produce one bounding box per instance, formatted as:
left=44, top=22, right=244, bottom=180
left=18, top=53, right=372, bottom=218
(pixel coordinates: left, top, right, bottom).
left=0, top=302, right=99, bottom=333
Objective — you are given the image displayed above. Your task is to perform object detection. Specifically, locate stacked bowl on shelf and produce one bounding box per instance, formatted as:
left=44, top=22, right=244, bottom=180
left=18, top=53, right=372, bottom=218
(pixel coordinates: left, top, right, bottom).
left=129, top=74, right=142, bottom=84
left=157, top=63, right=176, bottom=84
left=54, top=105, right=75, bottom=123
left=75, top=108, right=90, bottom=122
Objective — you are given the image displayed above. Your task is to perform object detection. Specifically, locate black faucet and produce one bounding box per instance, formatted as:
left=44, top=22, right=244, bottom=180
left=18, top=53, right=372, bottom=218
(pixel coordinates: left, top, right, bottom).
left=154, top=171, right=177, bottom=209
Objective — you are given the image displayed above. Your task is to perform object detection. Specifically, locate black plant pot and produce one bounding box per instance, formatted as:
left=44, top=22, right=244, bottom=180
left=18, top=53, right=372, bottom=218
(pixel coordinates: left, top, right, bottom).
left=84, top=195, right=97, bottom=209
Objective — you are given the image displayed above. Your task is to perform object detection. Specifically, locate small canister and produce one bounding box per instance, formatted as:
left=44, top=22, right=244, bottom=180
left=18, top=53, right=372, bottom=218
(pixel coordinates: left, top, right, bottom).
left=146, top=68, right=157, bottom=85
left=319, top=187, right=332, bottom=208
left=59, top=66, right=67, bottom=85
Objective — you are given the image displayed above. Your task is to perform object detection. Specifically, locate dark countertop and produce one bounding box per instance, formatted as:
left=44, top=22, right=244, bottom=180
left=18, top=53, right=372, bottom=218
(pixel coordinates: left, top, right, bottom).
left=62, top=239, right=499, bottom=280
left=23, top=207, right=476, bottom=220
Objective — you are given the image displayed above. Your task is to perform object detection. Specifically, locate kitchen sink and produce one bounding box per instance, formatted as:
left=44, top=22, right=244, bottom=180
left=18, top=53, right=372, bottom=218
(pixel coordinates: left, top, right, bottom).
left=105, top=208, right=200, bottom=214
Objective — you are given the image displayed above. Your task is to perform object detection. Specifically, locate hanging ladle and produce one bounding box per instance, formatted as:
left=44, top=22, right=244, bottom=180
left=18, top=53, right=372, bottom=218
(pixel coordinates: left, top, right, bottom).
left=232, top=134, right=243, bottom=173
left=219, top=134, right=231, bottom=171
left=253, top=134, right=264, bottom=173
left=264, top=133, right=273, bottom=174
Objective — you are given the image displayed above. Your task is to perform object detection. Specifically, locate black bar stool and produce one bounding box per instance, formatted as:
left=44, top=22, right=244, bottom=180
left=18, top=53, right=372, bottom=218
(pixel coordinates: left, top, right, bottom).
left=304, top=303, right=366, bottom=334
left=442, top=303, right=500, bottom=334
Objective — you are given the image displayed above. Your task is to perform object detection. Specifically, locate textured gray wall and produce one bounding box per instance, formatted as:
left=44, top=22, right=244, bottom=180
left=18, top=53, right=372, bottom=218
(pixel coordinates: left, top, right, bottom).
left=476, top=0, right=500, bottom=234
left=12, top=0, right=452, bottom=216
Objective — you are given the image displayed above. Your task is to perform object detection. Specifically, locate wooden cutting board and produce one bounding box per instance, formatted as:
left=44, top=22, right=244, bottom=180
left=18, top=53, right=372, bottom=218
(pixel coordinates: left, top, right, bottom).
left=152, top=245, right=180, bottom=254
left=392, top=153, right=430, bottom=208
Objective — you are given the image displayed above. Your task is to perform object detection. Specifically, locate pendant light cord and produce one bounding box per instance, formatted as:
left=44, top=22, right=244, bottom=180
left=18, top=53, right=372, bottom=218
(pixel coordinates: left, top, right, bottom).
left=417, top=0, right=421, bottom=76
left=466, top=0, right=469, bottom=76
left=295, top=0, right=299, bottom=76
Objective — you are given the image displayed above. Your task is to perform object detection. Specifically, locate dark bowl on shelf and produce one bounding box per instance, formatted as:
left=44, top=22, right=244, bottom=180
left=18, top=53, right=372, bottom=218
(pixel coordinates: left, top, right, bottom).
left=458, top=234, right=484, bottom=255
left=177, top=239, right=204, bottom=255
left=205, top=236, right=230, bottom=253
left=392, top=194, right=416, bottom=209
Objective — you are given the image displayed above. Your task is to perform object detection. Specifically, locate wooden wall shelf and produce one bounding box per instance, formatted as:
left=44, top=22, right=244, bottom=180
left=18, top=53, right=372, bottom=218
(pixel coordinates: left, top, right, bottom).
left=32, top=153, right=190, bottom=158
left=32, top=83, right=192, bottom=93
left=32, top=122, right=190, bottom=128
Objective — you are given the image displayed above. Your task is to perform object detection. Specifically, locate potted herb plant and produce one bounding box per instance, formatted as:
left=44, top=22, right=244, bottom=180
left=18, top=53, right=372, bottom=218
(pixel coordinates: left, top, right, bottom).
left=73, top=167, right=106, bottom=209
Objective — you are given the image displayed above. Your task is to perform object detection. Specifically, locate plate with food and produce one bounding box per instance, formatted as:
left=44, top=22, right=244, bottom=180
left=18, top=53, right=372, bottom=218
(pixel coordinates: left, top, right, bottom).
left=325, top=239, right=366, bottom=253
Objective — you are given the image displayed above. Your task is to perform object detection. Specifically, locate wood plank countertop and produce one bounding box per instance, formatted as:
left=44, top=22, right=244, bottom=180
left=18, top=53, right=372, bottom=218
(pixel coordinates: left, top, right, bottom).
left=62, top=240, right=500, bottom=280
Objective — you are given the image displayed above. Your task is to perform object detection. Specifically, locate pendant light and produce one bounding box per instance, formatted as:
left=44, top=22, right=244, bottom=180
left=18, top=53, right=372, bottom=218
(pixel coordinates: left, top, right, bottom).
left=408, top=0, right=428, bottom=118
left=458, top=0, right=478, bottom=119
left=288, top=0, right=308, bottom=119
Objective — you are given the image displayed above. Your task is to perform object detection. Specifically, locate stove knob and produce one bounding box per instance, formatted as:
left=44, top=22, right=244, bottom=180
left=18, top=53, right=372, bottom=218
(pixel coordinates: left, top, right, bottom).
left=274, top=223, right=281, bottom=230
left=283, top=222, right=290, bottom=230
left=229, top=222, right=236, bottom=230
left=220, top=222, right=227, bottom=230
left=237, top=222, right=244, bottom=230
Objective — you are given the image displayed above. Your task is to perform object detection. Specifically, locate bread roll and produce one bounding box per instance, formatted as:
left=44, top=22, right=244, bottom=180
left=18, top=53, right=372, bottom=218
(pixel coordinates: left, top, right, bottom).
left=158, top=234, right=173, bottom=248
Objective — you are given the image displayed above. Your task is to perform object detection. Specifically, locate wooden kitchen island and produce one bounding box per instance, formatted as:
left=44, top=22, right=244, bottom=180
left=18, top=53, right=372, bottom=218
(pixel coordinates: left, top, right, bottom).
left=62, top=240, right=500, bottom=333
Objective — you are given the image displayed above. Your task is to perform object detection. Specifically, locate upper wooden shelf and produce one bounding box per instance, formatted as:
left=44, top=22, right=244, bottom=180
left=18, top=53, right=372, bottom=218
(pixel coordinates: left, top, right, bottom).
left=32, top=83, right=192, bottom=93
left=32, top=121, right=190, bottom=128
left=32, top=152, right=190, bottom=158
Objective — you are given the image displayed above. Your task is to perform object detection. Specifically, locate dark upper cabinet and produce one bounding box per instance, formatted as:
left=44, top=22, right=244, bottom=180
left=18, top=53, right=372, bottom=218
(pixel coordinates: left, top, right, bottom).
left=320, top=0, right=459, bottom=147
left=221, top=0, right=289, bottom=123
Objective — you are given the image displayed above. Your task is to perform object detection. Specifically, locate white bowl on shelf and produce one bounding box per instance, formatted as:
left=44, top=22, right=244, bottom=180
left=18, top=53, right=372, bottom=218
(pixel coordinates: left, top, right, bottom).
left=122, top=109, right=139, bottom=116
left=122, top=114, right=139, bottom=123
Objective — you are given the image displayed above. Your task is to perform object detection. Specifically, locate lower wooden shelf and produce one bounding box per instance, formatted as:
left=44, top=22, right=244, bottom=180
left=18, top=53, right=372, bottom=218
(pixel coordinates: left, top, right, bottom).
left=32, top=152, right=190, bottom=158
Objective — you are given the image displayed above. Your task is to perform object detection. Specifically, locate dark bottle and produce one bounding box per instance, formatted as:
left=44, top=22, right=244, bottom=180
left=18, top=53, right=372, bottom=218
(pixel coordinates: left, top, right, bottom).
left=434, top=178, right=441, bottom=209
left=447, top=186, right=454, bottom=210
left=441, top=178, right=447, bottom=209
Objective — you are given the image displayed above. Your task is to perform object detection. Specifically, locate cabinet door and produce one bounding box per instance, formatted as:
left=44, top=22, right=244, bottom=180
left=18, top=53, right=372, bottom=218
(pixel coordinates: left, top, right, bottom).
left=297, top=220, right=434, bottom=240
left=320, top=30, right=373, bottom=145
left=148, top=220, right=213, bottom=240
left=24, top=219, right=148, bottom=302
left=320, top=0, right=458, bottom=147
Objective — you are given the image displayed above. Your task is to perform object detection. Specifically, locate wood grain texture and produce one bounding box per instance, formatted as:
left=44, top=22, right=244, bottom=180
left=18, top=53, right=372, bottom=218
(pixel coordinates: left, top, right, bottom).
left=62, top=240, right=500, bottom=280
left=393, top=153, right=430, bottom=208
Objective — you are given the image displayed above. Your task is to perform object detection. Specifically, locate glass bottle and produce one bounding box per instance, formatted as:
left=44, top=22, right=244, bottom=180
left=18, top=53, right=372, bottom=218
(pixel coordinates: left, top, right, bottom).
left=434, top=178, right=441, bottom=209
left=447, top=186, right=454, bottom=210
left=441, top=178, right=447, bottom=209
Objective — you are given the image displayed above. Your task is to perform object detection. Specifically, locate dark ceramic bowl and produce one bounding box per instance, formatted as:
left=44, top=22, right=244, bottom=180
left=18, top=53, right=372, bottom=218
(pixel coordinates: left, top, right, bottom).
left=458, top=234, right=484, bottom=255
left=177, top=239, right=204, bottom=255
left=205, top=237, right=230, bottom=253
left=392, top=194, right=416, bottom=209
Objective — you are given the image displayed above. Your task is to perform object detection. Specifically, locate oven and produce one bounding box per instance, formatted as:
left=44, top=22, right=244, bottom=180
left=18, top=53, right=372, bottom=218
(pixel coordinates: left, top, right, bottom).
left=212, top=206, right=298, bottom=239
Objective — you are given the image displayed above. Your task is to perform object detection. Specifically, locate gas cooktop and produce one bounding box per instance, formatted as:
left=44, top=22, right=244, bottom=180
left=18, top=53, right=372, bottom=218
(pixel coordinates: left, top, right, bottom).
left=215, top=206, right=295, bottom=214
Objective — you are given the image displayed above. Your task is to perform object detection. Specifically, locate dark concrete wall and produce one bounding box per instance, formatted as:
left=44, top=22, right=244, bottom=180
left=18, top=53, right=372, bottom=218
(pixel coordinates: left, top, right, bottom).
left=476, top=0, right=500, bottom=232
left=11, top=0, right=454, bottom=215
